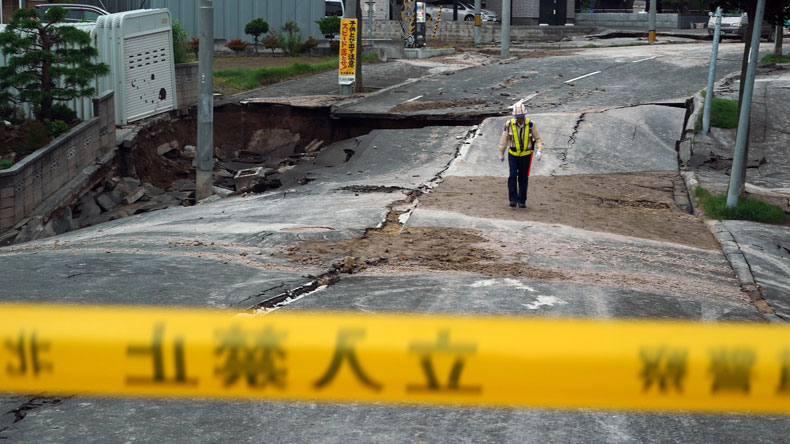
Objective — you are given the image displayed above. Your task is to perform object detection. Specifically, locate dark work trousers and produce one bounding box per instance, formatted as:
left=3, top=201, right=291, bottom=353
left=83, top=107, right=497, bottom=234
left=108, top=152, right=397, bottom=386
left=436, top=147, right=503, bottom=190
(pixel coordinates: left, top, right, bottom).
left=507, top=152, right=534, bottom=204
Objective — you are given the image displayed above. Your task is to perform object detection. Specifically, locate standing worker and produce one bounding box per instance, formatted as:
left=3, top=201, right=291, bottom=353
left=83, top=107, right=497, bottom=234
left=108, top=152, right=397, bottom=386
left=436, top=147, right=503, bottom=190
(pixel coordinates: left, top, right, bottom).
left=498, top=103, right=544, bottom=208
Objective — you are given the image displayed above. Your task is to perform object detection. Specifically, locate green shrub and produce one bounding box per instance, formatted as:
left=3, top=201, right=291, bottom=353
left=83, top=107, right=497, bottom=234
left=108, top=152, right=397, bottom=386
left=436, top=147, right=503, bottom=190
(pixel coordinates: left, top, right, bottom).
left=172, top=20, right=189, bottom=63
left=23, top=120, right=50, bottom=151
left=695, top=186, right=787, bottom=223
left=0, top=159, right=11, bottom=170
left=278, top=21, right=304, bottom=56
left=46, top=119, right=69, bottom=138
left=50, top=103, right=77, bottom=123
left=315, top=15, right=340, bottom=38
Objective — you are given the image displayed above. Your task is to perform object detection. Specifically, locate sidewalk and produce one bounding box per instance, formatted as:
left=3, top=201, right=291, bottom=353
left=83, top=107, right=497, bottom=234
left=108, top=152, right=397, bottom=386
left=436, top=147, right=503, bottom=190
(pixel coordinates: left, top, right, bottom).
left=687, top=64, right=790, bottom=320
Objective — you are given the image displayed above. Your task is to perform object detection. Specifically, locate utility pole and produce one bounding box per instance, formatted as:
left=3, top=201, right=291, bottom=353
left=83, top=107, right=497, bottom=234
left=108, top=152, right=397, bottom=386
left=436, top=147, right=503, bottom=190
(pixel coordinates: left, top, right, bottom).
left=501, top=0, right=511, bottom=58
left=726, top=0, right=766, bottom=209
left=340, top=0, right=357, bottom=96
left=366, top=0, right=374, bottom=40
left=775, top=23, right=784, bottom=57
left=648, top=0, right=656, bottom=42
left=474, top=0, right=482, bottom=46
left=196, top=0, right=214, bottom=200
left=354, top=0, right=363, bottom=93
left=703, top=7, right=721, bottom=133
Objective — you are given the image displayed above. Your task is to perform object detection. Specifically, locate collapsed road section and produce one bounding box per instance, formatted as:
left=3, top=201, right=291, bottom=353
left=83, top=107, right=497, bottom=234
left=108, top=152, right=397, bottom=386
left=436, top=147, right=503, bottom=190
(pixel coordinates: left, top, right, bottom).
left=3, top=99, right=492, bottom=245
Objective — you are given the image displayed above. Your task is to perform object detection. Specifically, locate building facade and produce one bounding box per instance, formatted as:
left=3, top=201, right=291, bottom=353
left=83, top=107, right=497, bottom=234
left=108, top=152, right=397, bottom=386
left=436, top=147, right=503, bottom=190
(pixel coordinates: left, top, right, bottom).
left=2, top=0, right=326, bottom=40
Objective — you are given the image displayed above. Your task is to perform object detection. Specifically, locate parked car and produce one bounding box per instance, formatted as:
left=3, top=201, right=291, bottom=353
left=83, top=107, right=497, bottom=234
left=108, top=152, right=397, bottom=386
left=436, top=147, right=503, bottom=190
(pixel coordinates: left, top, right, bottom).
left=35, top=4, right=109, bottom=22
left=325, top=0, right=345, bottom=17
left=424, top=1, right=498, bottom=22
left=707, top=12, right=775, bottom=42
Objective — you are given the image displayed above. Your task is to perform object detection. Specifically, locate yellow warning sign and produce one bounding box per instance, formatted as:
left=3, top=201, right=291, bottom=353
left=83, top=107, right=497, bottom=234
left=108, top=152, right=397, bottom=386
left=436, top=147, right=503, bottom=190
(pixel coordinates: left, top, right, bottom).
left=338, top=18, right=358, bottom=85
left=2, top=303, right=790, bottom=414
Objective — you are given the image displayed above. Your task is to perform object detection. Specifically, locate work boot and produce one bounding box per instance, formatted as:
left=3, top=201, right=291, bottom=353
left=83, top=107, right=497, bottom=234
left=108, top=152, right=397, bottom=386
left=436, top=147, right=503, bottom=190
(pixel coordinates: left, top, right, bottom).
left=518, top=203, right=526, bottom=208
left=509, top=202, right=517, bottom=208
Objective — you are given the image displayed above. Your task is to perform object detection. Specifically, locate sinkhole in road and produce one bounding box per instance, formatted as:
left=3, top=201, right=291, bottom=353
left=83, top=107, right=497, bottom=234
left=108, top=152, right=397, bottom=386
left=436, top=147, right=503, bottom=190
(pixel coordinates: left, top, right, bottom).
left=129, top=101, right=488, bottom=192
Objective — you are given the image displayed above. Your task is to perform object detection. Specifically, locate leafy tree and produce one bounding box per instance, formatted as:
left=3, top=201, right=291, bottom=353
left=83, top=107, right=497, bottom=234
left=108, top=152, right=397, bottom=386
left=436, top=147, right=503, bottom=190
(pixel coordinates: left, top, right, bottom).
left=315, top=15, right=341, bottom=38
left=0, top=7, right=109, bottom=122
left=245, top=18, right=269, bottom=55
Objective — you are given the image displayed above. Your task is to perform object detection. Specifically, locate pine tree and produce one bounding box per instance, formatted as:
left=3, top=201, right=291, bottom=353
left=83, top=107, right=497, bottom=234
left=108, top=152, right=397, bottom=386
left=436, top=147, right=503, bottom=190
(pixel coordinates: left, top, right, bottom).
left=0, top=7, right=109, bottom=121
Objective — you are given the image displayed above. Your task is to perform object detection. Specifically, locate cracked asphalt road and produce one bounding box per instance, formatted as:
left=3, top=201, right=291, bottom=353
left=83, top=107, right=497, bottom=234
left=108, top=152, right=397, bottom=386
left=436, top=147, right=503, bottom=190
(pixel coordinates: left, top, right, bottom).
left=1, top=43, right=788, bottom=442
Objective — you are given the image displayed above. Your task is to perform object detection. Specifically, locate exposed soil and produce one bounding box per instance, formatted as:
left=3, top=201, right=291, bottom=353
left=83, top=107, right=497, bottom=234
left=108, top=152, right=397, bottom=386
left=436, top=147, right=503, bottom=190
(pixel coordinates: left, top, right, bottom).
left=390, top=98, right=488, bottom=113
left=281, top=209, right=567, bottom=281
left=418, top=172, right=720, bottom=251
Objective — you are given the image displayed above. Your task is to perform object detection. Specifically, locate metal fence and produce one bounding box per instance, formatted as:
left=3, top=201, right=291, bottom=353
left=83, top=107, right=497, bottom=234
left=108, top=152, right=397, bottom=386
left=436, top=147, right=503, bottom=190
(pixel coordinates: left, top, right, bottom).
left=46, top=0, right=326, bottom=40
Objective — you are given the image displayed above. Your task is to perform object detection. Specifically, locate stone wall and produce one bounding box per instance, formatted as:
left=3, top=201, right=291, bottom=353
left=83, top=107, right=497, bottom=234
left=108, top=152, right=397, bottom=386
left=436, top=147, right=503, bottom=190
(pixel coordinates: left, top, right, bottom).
left=175, top=62, right=199, bottom=110
left=365, top=20, right=594, bottom=43
left=575, top=12, right=708, bottom=29
left=0, top=91, right=115, bottom=233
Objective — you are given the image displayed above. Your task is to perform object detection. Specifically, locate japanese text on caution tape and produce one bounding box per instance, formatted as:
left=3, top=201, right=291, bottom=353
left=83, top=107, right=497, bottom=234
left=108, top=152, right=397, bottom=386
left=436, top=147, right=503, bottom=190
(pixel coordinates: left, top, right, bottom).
left=3, top=304, right=790, bottom=414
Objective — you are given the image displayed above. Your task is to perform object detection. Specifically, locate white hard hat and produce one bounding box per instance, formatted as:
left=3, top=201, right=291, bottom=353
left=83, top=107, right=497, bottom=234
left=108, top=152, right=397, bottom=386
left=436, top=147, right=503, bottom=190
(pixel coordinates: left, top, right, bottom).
left=512, top=102, right=526, bottom=117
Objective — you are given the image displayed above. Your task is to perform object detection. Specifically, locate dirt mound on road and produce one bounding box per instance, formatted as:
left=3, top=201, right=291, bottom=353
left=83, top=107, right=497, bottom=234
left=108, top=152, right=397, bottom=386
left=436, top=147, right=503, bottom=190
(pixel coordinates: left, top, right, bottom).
left=282, top=225, right=565, bottom=281
left=419, top=172, right=719, bottom=251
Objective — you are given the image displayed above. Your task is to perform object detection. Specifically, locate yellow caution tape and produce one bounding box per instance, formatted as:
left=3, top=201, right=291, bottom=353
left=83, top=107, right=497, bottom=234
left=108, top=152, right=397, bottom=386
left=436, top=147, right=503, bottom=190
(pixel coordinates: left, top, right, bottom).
left=2, top=303, right=790, bottom=413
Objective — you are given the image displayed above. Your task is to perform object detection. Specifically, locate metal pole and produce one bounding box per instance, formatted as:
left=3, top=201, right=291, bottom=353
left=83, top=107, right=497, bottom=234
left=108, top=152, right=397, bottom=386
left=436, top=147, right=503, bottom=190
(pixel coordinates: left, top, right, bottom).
left=648, top=0, right=656, bottom=42
left=367, top=0, right=373, bottom=40
left=196, top=0, right=214, bottom=200
left=501, top=0, right=510, bottom=58
left=702, top=7, right=721, bottom=133
left=726, top=0, right=765, bottom=209
left=474, top=0, right=481, bottom=46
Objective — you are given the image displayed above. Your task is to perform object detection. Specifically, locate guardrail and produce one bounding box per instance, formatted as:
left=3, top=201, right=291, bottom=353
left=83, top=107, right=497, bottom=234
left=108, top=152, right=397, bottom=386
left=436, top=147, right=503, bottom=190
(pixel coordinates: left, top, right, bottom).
left=2, top=303, right=789, bottom=413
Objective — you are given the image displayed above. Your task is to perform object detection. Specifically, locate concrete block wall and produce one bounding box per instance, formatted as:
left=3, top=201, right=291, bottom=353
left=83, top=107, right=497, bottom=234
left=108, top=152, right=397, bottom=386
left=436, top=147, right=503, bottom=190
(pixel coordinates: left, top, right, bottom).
left=365, top=20, right=593, bottom=43
left=575, top=12, right=684, bottom=29
left=175, top=62, right=199, bottom=109
left=0, top=92, right=115, bottom=233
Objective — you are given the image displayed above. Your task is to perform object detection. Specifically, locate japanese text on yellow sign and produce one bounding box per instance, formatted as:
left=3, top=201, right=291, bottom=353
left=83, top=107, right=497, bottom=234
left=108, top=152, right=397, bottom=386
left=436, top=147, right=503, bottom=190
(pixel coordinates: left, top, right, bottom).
left=3, top=304, right=790, bottom=414
left=338, top=18, right=357, bottom=85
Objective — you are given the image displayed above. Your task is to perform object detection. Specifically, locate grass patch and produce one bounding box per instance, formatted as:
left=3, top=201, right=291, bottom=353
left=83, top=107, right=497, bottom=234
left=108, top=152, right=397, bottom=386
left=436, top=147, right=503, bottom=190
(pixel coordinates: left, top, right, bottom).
left=761, top=53, right=790, bottom=63
left=695, top=186, right=787, bottom=224
left=697, top=90, right=739, bottom=129
left=608, top=42, right=650, bottom=47
left=214, top=53, right=381, bottom=94
left=0, top=159, right=11, bottom=170
left=583, top=43, right=599, bottom=48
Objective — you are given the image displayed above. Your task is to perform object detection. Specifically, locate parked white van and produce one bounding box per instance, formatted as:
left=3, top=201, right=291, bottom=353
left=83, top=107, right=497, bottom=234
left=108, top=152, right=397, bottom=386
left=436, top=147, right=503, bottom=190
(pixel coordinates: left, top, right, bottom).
left=325, top=0, right=345, bottom=17
left=707, top=12, right=776, bottom=42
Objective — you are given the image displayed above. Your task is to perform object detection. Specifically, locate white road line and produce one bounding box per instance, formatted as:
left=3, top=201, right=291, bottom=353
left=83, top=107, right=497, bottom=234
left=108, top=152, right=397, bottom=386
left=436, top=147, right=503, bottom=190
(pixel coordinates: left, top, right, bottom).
left=404, top=95, right=423, bottom=103
left=632, top=56, right=658, bottom=63
left=564, top=71, right=601, bottom=84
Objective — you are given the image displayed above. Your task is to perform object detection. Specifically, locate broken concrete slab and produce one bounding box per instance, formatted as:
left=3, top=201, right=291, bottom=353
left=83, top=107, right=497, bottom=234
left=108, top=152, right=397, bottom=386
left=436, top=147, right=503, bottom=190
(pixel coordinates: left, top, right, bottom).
left=124, top=187, right=146, bottom=205
left=96, top=193, right=117, bottom=212
left=213, top=186, right=233, bottom=198
left=234, top=167, right=273, bottom=191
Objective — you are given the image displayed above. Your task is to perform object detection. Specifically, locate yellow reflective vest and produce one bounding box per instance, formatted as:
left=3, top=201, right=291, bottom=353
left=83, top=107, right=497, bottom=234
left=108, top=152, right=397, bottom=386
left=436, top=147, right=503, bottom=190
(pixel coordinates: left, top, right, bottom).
left=508, top=118, right=532, bottom=157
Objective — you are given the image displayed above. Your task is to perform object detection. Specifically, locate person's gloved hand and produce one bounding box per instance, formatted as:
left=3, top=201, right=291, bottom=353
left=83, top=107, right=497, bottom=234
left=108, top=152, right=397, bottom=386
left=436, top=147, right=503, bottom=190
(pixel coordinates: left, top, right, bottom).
left=536, top=151, right=543, bottom=161
left=499, top=154, right=505, bottom=162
